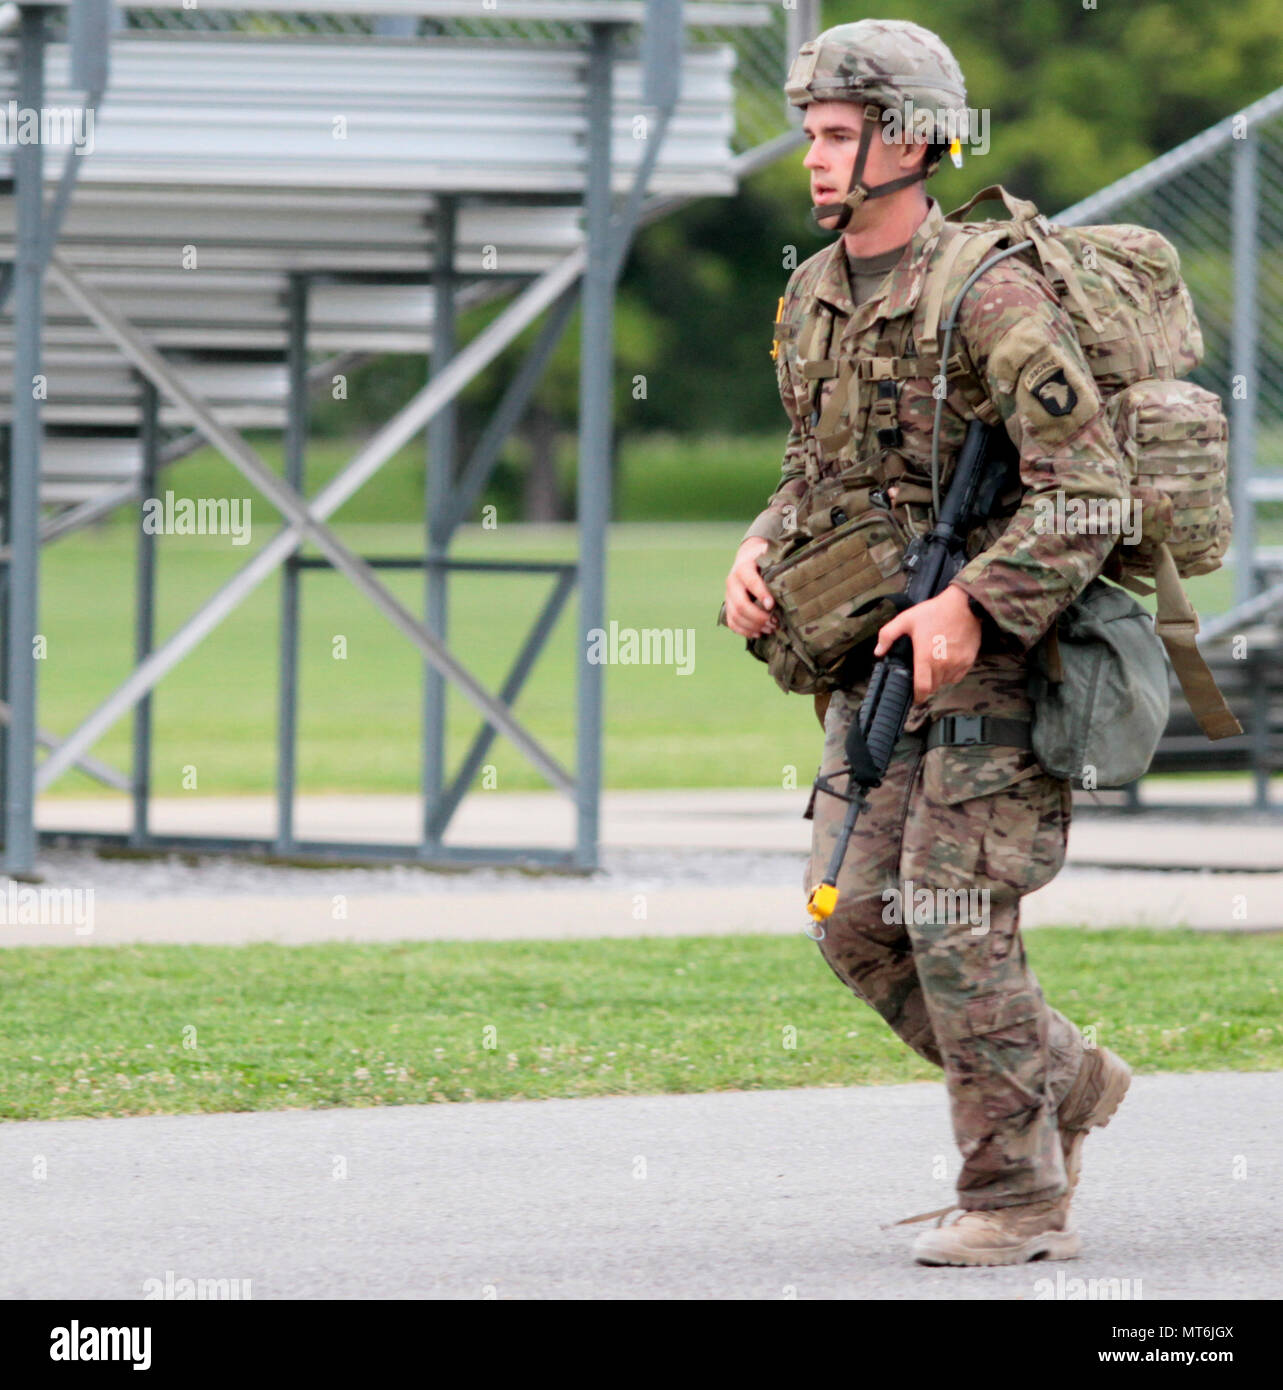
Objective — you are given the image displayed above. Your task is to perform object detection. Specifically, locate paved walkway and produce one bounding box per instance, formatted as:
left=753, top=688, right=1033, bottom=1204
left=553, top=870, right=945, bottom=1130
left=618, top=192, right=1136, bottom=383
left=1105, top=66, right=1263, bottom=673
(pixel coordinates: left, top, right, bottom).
left=6, top=782, right=1282, bottom=945
left=33, top=776, right=1283, bottom=866
left=4, top=869, right=1282, bottom=946
left=2, top=1071, right=1277, bottom=1299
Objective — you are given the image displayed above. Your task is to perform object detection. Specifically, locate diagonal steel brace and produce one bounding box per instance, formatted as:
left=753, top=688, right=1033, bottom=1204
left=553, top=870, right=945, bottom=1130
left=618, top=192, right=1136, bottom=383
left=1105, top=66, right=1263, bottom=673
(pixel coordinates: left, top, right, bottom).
left=0, top=698, right=129, bottom=791
left=36, top=252, right=581, bottom=795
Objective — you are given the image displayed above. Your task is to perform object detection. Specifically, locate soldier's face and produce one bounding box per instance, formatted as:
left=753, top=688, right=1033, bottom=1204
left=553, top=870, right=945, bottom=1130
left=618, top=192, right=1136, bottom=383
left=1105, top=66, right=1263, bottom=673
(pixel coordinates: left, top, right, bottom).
left=802, top=100, right=926, bottom=227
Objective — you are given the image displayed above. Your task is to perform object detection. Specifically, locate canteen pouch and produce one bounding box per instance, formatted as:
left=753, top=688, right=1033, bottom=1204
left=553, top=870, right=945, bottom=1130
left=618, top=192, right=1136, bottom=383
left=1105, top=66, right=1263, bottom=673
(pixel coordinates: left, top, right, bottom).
left=1027, top=577, right=1170, bottom=787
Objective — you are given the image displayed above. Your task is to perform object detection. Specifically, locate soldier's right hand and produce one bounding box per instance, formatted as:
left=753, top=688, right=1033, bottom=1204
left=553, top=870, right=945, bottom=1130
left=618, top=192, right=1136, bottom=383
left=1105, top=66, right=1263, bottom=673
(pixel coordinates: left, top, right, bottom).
left=724, top=537, right=778, bottom=639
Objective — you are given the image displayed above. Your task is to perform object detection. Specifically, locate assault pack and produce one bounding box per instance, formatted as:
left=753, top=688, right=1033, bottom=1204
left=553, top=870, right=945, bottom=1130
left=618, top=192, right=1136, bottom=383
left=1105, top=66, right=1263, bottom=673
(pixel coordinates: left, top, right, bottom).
left=743, top=184, right=1240, bottom=742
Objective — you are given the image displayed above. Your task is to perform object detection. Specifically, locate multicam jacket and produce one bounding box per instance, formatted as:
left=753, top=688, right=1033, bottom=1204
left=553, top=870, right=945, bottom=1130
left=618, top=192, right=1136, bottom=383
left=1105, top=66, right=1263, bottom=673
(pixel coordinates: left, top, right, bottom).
left=747, top=196, right=1132, bottom=736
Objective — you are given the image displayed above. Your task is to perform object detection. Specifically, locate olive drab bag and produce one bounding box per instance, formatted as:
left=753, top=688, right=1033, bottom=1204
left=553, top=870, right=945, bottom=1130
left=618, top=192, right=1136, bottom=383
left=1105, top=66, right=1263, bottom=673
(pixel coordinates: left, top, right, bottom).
left=1026, top=577, right=1171, bottom=786
left=929, top=185, right=1241, bottom=743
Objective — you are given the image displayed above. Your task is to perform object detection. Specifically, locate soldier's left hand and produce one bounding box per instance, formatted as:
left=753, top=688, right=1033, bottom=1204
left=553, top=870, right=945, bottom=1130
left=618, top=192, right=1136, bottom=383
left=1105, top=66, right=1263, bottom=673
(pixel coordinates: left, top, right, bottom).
left=873, top=584, right=982, bottom=704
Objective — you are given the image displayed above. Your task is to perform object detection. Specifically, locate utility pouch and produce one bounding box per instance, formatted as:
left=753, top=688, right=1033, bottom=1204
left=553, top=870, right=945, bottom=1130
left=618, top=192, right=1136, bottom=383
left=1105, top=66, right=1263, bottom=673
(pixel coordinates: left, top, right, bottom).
left=747, top=504, right=907, bottom=695
left=1027, top=577, right=1170, bottom=787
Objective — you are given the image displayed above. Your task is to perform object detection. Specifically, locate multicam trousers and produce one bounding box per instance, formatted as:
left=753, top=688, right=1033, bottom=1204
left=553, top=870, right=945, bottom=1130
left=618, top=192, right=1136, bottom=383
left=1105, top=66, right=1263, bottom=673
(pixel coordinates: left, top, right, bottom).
left=804, top=687, right=1086, bottom=1210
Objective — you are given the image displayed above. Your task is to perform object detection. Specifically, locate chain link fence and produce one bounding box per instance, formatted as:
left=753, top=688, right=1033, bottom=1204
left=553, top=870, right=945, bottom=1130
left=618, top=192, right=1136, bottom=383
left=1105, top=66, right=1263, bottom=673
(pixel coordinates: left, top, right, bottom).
left=112, top=2, right=797, bottom=154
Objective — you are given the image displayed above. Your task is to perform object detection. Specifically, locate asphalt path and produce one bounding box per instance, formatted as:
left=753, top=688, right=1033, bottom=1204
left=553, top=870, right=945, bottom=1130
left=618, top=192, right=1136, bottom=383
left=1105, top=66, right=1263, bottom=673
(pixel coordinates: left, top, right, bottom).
left=2, top=1070, right=1278, bottom=1300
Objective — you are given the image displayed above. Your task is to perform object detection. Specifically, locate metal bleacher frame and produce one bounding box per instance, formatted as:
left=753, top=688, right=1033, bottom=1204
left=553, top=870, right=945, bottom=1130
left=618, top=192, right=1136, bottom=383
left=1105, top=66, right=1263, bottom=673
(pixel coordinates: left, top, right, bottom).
left=0, top=0, right=813, bottom=876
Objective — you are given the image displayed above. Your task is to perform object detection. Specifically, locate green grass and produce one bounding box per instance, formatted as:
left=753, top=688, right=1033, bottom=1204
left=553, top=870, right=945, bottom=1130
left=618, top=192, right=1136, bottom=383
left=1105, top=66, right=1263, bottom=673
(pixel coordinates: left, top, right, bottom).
left=2, top=929, right=1279, bottom=1121
left=32, top=500, right=1253, bottom=797
left=35, top=519, right=823, bottom=796
left=118, top=429, right=791, bottom=528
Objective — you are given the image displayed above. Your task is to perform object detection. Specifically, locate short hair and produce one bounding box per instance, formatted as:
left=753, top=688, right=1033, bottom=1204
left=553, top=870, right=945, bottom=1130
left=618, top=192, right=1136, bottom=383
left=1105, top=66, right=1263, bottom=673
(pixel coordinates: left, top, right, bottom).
left=924, top=140, right=949, bottom=176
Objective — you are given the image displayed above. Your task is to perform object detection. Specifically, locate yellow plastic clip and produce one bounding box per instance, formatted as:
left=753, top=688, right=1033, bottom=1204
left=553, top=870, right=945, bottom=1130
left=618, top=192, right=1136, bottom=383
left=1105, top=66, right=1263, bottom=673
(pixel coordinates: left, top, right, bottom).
left=807, top=882, right=839, bottom=921
left=949, top=137, right=963, bottom=170
left=770, top=295, right=784, bottom=360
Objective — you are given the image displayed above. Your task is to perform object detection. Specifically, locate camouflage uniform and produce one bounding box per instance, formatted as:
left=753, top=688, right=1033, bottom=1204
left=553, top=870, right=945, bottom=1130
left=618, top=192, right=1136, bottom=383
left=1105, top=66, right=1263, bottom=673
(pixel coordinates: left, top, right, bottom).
left=747, top=197, right=1131, bottom=1209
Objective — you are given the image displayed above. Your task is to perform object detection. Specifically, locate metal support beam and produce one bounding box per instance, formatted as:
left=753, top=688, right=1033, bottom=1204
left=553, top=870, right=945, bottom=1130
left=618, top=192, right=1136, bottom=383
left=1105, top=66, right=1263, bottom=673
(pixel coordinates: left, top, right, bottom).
left=786, top=0, right=821, bottom=93
left=3, top=6, right=46, bottom=874
left=1231, top=130, right=1259, bottom=609
left=443, top=283, right=579, bottom=537
left=0, top=423, right=8, bottom=807
left=423, top=196, right=456, bottom=846
left=36, top=247, right=587, bottom=795
left=0, top=699, right=128, bottom=791
left=1057, top=83, right=1283, bottom=227
left=130, top=373, right=157, bottom=842
left=605, top=0, right=680, bottom=284
left=36, top=826, right=586, bottom=872
left=1251, top=651, right=1271, bottom=810
left=276, top=273, right=309, bottom=852
left=29, top=351, right=372, bottom=553
left=427, top=565, right=577, bottom=841
left=373, top=13, right=417, bottom=36
left=1201, top=576, right=1283, bottom=643
left=575, top=23, right=616, bottom=869
left=0, top=87, right=106, bottom=322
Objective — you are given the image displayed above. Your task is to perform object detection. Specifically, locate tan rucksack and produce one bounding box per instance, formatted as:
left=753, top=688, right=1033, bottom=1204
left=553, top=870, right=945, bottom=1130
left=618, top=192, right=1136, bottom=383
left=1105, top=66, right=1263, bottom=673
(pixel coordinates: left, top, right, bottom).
left=924, top=185, right=1240, bottom=739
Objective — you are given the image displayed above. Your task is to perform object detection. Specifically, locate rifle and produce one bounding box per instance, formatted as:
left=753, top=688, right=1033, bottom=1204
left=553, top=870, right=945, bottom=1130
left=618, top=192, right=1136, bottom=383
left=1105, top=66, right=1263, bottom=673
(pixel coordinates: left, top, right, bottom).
left=805, top=417, right=1013, bottom=931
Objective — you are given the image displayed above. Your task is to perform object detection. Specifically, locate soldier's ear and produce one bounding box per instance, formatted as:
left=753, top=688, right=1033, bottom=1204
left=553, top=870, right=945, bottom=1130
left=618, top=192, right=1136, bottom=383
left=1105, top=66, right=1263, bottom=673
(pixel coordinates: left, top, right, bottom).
left=898, top=135, right=931, bottom=173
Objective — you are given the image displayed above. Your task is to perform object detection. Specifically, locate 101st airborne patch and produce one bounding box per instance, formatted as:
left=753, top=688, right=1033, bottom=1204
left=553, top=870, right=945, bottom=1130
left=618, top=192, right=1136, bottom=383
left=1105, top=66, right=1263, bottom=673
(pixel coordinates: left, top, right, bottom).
left=1026, top=361, right=1078, bottom=418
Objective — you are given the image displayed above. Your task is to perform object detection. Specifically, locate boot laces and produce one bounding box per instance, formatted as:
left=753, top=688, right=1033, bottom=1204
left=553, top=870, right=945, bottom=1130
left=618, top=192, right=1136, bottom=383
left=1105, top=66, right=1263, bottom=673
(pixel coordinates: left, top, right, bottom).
left=883, top=1203, right=961, bottom=1230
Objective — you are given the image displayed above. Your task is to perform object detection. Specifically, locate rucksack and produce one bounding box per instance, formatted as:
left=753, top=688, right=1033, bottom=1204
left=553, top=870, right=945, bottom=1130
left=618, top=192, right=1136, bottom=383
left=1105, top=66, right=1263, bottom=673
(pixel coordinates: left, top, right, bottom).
left=922, top=184, right=1240, bottom=740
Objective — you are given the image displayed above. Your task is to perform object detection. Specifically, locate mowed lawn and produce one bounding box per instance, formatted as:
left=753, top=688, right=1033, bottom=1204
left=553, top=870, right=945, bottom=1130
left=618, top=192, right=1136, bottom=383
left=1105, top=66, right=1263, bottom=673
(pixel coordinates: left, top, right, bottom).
left=35, top=518, right=825, bottom=796
left=1, top=929, right=1279, bottom=1121
left=31, top=513, right=1241, bottom=798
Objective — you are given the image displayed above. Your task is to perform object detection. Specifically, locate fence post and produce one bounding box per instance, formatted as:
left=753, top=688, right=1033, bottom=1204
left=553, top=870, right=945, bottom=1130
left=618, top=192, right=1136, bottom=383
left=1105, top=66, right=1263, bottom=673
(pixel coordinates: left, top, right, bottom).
left=1230, top=129, right=1259, bottom=609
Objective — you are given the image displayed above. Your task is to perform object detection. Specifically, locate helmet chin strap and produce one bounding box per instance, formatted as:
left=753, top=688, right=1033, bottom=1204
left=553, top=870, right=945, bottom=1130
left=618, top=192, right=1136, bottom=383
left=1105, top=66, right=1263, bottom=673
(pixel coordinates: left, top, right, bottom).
left=810, top=103, right=930, bottom=233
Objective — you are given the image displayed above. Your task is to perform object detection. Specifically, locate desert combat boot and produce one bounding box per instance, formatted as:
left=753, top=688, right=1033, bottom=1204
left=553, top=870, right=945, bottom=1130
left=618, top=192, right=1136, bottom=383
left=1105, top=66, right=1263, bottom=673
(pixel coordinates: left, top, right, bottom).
left=912, top=1046, right=1131, bottom=1265
left=911, top=1197, right=1082, bottom=1266
left=1057, top=1045, right=1132, bottom=1192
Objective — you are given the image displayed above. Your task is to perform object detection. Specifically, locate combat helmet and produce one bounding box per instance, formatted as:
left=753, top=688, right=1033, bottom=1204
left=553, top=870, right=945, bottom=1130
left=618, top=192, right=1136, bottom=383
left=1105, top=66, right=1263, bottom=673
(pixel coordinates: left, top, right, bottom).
left=786, top=19, right=968, bottom=231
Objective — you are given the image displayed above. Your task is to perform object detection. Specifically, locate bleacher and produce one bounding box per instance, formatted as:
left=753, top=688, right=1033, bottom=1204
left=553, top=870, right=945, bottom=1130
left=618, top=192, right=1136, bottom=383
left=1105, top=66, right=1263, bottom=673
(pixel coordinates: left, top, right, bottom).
left=0, top=22, right=739, bottom=515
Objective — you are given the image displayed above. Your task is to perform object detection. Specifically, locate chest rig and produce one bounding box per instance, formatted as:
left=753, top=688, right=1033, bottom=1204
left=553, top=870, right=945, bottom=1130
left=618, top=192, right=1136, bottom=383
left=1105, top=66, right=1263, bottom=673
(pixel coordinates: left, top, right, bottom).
left=779, top=221, right=1004, bottom=542
left=742, top=224, right=1024, bottom=698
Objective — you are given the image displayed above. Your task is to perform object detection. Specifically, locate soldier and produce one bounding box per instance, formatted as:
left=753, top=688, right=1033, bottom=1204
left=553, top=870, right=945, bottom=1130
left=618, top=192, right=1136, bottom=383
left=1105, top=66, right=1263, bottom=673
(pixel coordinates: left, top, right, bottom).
left=722, top=19, right=1133, bottom=1266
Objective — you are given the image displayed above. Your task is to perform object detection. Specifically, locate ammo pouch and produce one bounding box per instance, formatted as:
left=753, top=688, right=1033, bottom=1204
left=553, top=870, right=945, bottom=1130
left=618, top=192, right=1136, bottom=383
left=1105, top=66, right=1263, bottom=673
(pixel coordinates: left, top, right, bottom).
left=729, top=486, right=908, bottom=696
left=1027, top=577, right=1170, bottom=786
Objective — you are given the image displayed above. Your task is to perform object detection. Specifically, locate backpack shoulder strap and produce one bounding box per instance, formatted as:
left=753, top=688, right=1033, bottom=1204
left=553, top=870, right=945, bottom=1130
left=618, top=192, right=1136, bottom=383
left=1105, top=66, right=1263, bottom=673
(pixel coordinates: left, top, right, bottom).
left=917, top=221, right=1028, bottom=348
left=914, top=221, right=1015, bottom=437
left=916, top=220, right=1007, bottom=359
